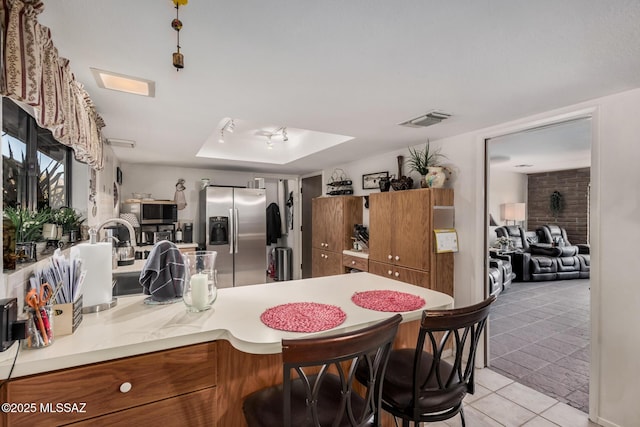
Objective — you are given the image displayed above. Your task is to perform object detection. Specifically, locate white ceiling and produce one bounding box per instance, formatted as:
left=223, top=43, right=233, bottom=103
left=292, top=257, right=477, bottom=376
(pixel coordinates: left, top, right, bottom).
left=37, top=1, right=640, bottom=175
left=489, top=117, right=592, bottom=174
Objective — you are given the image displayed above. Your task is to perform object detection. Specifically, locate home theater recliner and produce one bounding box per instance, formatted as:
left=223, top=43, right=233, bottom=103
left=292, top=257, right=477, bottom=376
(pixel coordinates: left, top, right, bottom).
left=495, top=225, right=590, bottom=282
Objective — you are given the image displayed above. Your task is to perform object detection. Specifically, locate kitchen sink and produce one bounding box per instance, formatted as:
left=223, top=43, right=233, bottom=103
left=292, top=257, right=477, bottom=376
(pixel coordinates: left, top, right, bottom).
left=112, top=272, right=144, bottom=296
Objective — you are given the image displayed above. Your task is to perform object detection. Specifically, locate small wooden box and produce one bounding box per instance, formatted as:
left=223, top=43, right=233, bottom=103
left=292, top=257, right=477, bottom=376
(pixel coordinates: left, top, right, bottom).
left=52, top=295, right=83, bottom=337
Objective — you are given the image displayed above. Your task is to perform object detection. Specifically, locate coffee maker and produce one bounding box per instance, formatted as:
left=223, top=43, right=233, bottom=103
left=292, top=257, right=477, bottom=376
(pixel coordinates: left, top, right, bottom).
left=183, top=222, right=193, bottom=243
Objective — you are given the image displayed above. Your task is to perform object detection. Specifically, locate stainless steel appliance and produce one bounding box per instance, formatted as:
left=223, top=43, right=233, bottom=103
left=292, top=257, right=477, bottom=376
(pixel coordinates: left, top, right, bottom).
left=200, top=186, right=266, bottom=288
left=121, top=201, right=178, bottom=225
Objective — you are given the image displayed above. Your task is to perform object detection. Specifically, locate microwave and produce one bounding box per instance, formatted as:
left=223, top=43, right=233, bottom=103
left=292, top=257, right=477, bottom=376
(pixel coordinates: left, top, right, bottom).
left=121, top=201, right=177, bottom=225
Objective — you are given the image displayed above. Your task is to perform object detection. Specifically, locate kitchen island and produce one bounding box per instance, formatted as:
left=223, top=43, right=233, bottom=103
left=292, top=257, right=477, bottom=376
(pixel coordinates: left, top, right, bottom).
left=0, top=273, right=453, bottom=426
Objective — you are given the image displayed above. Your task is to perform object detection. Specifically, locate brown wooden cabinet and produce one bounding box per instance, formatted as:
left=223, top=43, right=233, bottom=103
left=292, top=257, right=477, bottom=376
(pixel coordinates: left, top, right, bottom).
left=312, top=248, right=345, bottom=277
left=311, top=196, right=362, bottom=277
left=3, top=342, right=217, bottom=427
left=369, top=188, right=454, bottom=295
left=343, top=253, right=369, bottom=272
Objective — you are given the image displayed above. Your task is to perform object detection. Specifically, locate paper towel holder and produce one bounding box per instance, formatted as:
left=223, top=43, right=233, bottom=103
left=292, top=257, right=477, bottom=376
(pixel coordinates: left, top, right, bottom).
left=81, top=277, right=117, bottom=313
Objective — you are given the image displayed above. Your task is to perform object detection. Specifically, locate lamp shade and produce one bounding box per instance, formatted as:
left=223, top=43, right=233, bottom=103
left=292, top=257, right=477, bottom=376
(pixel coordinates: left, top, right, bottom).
left=503, top=203, right=526, bottom=222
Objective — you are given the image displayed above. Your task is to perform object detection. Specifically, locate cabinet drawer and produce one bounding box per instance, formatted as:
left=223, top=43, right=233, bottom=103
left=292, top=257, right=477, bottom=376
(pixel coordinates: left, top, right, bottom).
left=6, top=342, right=217, bottom=426
left=369, top=261, right=430, bottom=288
left=67, top=387, right=217, bottom=427
left=342, top=254, right=368, bottom=271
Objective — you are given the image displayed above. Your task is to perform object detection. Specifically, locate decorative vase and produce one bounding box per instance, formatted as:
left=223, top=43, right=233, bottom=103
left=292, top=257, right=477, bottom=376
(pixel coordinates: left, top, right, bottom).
left=420, top=174, right=428, bottom=188
left=425, top=167, right=447, bottom=188
left=378, top=176, right=391, bottom=192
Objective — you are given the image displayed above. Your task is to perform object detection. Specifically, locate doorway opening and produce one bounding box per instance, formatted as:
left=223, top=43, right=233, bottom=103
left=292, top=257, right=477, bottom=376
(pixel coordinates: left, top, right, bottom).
left=485, top=117, right=592, bottom=413
left=301, top=175, right=322, bottom=278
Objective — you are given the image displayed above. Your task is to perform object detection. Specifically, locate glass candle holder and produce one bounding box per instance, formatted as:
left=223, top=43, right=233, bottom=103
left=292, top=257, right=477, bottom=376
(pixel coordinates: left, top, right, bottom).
left=182, top=251, right=218, bottom=312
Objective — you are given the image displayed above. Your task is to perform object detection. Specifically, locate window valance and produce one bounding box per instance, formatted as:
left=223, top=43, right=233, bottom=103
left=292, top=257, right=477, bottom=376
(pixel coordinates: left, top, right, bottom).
left=1, top=0, right=104, bottom=169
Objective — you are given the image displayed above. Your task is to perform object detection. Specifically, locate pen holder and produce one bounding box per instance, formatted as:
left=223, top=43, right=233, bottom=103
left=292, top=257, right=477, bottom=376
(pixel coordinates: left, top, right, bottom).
left=23, top=305, right=54, bottom=349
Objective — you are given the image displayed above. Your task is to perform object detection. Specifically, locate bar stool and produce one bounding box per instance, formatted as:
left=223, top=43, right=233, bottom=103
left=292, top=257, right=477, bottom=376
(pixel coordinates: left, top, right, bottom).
left=357, top=296, right=496, bottom=427
left=242, top=314, right=402, bottom=427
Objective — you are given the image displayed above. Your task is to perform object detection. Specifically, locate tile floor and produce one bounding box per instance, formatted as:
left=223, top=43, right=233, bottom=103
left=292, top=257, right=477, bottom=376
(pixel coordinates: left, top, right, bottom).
left=425, top=368, right=600, bottom=427
left=488, top=279, right=590, bottom=413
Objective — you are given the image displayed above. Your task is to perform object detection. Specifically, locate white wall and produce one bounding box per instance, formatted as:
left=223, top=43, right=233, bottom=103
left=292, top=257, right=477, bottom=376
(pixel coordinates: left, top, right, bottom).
left=488, top=170, right=528, bottom=245
left=120, top=164, right=262, bottom=244
left=323, top=88, right=640, bottom=426
left=436, top=90, right=640, bottom=427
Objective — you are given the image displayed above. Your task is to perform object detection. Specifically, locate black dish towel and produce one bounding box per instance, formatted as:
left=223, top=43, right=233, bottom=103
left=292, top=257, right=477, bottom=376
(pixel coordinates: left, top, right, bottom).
left=139, top=240, right=185, bottom=301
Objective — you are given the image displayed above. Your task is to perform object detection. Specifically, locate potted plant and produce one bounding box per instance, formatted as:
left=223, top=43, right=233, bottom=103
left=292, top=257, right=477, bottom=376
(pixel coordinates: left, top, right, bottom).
left=3, top=206, right=51, bottom=262
left=52, top=207, right=84, bottom=242
left=407, top=140, right=447, bottom=188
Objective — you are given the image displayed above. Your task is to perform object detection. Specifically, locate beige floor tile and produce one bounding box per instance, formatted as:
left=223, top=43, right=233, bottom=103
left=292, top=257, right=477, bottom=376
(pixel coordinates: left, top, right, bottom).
left=475, top=367, right=514, bottom=391
left=497, top=382, right=558, bottom=414
left=540, top=402, right=592, bottom=427
left=444, top=405, right=503, bottom=427
left=522, top=416, right=560, bottom=426
left=471, top=393, right=536, bottom=426
left=464, top=384, right=493, bottom=403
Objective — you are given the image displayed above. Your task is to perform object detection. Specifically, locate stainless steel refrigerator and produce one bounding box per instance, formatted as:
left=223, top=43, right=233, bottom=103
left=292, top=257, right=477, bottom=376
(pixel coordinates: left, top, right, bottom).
left=200, top=186, right=267, bottom=288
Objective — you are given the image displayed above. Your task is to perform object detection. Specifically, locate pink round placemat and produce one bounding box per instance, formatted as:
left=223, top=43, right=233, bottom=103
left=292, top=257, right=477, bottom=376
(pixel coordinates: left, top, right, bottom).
left=351, top=290, right=425, bottom=312
left=260, top=302, right=347, bottom=332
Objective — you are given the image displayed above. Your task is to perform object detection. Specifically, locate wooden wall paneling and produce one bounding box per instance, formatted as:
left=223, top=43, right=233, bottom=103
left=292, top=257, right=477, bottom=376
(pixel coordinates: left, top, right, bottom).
left=216, top=340, right=283, bottom=427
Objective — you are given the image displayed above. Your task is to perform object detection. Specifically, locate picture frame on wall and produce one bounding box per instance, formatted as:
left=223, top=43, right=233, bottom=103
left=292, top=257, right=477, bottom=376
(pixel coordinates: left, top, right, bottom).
left=116, top=167, right=123, bottom=185
left=362, top=171, right=389, bottom=189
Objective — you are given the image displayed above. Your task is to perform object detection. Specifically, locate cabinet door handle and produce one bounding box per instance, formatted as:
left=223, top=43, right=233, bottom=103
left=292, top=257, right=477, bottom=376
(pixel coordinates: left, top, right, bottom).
left=388, top=255, right=393, bottom=260
left=120, top=382, right=132, bottom=393
left=395, top=255, right=400, bottom=261
left=395, top=272, right=400, bottom=277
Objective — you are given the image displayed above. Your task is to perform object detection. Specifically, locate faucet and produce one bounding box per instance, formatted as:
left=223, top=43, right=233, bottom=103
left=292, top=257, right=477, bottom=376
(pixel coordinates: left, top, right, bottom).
left=91, top=218, right=137, bottom=270
left=91, top=218, right=137, bottom=247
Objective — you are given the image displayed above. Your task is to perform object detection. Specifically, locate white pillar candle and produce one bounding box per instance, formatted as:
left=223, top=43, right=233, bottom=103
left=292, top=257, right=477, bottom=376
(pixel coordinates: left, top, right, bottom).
left=190, top=273, right=209, bottom=310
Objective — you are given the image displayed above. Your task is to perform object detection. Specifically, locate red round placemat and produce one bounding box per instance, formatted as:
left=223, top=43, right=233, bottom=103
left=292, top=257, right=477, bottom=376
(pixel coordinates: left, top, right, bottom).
left=351, top=290, right=425, bottom=312
left=260, top=302, right=347, bottom=332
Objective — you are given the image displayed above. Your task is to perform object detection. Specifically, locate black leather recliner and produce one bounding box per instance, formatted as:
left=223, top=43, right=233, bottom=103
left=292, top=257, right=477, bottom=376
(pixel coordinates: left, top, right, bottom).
left=538, top=224, right=590, bottom=279
left=494, top=225, right=589, bottom=282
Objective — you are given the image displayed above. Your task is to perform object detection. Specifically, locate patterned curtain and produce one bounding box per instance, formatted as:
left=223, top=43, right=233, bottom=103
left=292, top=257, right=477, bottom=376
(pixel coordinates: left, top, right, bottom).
left=0, top=0, right=104, bottom=169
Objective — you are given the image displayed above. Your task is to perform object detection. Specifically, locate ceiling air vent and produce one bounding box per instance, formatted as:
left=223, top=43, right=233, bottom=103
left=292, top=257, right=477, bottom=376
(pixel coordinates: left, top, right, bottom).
left=399, top=110, right=451, bottom=128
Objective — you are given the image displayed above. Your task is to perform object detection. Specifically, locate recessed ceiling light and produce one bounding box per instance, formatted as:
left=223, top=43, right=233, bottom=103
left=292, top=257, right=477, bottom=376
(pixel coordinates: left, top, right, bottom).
left=91, top=68, right=155, bottom=97
left=515, top=164, right=533, bottom=168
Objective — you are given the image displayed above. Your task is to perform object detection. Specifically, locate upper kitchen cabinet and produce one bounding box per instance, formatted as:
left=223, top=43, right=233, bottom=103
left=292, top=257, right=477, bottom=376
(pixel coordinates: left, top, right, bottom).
left=312, top=196, right=362, bottom=277
left=369, top=188, right=454, bottom=295
left=312, top=196, right=362, bottom=253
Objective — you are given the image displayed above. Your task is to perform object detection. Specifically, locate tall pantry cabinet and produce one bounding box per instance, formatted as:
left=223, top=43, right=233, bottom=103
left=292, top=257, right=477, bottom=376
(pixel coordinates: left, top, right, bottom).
left=368, top=188, right=454, bottom=296
left=312, top=196, right=362, bottom=277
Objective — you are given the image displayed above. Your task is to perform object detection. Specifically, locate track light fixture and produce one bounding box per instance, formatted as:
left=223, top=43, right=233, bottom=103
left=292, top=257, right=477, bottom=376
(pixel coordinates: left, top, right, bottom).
left=218, top=119, right=235, bottom=143
left=264, top=126, right=288, bottom=147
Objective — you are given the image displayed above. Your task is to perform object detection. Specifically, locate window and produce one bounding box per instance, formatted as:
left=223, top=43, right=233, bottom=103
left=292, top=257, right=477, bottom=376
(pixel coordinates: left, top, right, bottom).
left=2, top=97, right=72, bottom=210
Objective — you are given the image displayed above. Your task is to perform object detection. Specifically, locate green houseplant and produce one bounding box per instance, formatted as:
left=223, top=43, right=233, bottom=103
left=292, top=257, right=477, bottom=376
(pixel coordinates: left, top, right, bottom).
left=407, top=140, right=447, bottom=188
left=51, top=207, right=84, bottom=240
left=3, top=206, right=51, bottom=242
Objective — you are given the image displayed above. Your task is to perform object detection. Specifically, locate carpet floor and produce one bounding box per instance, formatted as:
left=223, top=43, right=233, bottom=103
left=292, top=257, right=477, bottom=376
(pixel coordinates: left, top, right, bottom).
left=488, top=278, right=590, bottom=413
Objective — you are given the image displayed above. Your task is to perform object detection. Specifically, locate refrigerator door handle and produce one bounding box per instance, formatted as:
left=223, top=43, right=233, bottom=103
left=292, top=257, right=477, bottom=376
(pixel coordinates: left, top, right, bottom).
left=228, top=208, right=234, bottom=254
left=234, top=208, right=239, bottom=253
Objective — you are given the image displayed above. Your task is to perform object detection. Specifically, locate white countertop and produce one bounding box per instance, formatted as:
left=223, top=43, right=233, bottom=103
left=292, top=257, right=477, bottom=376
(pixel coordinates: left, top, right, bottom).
left=343, top=249, right=370, bottom=259
left=0, top=273, right=453, bottom=379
